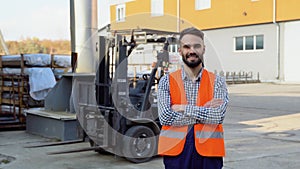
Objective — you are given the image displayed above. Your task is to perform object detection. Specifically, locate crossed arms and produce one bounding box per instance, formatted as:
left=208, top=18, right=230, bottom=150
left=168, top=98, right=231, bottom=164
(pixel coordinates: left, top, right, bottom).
left=158, top=75, right=229, bottom=126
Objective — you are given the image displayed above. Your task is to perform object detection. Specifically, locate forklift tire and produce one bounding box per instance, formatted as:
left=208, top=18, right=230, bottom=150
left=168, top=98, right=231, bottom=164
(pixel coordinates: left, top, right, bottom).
left=122, top=126, right=157, bottom=163
left=89, top=139, right=110, bottom=155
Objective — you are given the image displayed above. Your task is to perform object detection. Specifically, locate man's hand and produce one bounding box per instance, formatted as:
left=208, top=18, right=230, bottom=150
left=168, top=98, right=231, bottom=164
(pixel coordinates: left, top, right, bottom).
left=171, top=104, right=186, bottom=113
left=204, top=98, right=224, bottom=108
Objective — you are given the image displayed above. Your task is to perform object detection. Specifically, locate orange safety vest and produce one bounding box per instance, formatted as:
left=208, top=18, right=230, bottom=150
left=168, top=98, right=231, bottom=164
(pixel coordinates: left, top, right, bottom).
left=158, top=69, right=225, bottom=157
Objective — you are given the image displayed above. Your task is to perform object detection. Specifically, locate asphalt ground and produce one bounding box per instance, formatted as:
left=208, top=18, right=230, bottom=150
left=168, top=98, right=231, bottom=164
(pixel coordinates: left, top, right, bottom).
left=1, top=83, right=300, bottom=169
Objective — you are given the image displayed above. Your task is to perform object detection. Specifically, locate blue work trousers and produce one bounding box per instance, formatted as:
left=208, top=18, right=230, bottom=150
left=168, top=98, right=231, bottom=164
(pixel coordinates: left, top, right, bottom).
left=163, top=127, right=223, bottom=169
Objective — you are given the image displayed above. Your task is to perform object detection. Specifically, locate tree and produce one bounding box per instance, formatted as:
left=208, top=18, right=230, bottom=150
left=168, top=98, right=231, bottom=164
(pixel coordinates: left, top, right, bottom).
left=5, top=38, right=71, bottom=55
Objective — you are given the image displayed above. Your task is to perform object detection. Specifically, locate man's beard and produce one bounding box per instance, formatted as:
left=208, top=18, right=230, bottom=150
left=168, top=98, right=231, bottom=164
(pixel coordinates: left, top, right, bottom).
left=182, top=53, right=203, bottom=68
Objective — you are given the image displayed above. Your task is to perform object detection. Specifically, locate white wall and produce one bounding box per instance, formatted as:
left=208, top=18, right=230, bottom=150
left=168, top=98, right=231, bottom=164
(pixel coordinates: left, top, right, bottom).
left=204, top=24, right=279, bottom=82
left=98, top=0, right=111, bottom=28
left=281, top=21, right=300, bottom=82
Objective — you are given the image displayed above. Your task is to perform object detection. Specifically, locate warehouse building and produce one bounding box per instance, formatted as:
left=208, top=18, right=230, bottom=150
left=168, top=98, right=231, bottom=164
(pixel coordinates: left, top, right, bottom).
left=109, top=0, right=300, bottom=82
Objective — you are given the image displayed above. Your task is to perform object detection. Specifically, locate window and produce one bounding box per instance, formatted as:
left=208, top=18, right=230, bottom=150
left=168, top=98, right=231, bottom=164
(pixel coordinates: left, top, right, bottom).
left=116, top=4, right=125, bottom=22
left=151, top=0, right=164, bottom=16
left=168, top=44, right=179, bottom=53
left=234, top=35, right=264, bottom=51
left=195, top=0, right=211, bottom=10
left=235, top=37, right=243, bottom=51
left=256, top=35, right=264, bottom=49
left=245, top=36, right=254, bottom=50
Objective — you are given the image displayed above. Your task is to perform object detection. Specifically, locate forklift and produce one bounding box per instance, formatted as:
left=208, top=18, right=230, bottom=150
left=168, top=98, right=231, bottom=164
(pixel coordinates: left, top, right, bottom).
left=74, top=29, right=179, bottom=163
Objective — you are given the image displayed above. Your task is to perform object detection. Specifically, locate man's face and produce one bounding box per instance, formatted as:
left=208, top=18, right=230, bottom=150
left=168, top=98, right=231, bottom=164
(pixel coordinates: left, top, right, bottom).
left=179, top=34, right=205, bottom=68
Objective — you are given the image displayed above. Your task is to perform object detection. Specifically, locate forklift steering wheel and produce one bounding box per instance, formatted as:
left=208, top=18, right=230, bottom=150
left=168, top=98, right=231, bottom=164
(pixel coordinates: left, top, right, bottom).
left=142, top=74, right=159, bottom=84
left=142, top=74, right=150, bottom=80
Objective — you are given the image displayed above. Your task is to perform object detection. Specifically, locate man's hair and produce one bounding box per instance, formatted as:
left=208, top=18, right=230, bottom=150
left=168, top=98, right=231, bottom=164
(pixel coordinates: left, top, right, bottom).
left=179, top=27, right=204, bottom=40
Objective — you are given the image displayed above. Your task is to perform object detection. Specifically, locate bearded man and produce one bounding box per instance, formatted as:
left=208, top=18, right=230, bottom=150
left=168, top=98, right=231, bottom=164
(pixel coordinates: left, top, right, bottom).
left=157, top=27, right=229, bottom=169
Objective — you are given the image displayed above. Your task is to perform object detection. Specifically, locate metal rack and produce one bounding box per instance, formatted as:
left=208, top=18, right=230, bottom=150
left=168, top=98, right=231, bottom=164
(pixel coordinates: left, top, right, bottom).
left=0, top=74, right=29, bottom=128
left=0, top=54, right=29, bottom=129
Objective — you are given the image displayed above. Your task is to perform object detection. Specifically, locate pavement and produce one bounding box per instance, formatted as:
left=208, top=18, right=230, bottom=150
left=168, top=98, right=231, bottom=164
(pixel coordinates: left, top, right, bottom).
left=1, top=83, right=300, bottom=169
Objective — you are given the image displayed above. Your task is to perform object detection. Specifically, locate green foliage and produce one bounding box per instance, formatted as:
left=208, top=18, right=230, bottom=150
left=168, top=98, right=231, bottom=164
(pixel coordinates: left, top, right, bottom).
left=3, top=38, right=70, bottom=55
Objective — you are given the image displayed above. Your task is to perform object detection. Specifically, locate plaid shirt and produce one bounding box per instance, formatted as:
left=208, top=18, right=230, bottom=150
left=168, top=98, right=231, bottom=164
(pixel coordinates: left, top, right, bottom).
left=158, top=68, right=229, bottom=126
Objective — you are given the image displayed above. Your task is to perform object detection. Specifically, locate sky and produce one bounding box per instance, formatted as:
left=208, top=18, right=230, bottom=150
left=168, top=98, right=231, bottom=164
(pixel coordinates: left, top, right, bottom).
left=0, top=0, right=110, bottom=41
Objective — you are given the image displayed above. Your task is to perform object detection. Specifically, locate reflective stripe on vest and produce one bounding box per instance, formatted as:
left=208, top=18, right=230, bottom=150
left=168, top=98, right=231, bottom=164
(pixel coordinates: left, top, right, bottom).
left=158, top=69, right=225, bottom=157
left=160, top=129, right=186, bottom=139
left=195, top=131, right=224, bottom=139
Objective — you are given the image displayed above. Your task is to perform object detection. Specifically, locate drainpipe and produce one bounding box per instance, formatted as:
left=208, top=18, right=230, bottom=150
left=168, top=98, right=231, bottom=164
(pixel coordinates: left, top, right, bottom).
left=177, top=0, right=180, bottom=32
left=70, top=0, right=75, bottom=53
left=70, top=0, right=76, bottom=72
left=273, top=0, right=281, bottom=80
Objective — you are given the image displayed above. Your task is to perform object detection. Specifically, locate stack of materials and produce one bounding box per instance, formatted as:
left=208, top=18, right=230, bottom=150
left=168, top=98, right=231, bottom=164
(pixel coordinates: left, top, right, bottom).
left=0, top=53, right=71, bottom=129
